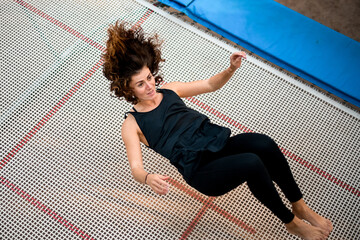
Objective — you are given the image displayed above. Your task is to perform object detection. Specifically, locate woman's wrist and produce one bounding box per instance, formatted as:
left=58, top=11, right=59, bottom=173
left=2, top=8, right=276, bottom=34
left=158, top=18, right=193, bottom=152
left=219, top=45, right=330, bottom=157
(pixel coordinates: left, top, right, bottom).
left=228, top=65, right=238, bottom=72
left=145, top=173, right=151, bottom=184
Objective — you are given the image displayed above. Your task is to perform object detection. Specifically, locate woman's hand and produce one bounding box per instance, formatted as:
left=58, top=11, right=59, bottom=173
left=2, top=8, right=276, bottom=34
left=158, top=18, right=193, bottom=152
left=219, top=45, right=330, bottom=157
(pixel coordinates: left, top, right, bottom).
left=147, top=174, right=170, bottom=195
left=229, top=51, right=247, bottom=71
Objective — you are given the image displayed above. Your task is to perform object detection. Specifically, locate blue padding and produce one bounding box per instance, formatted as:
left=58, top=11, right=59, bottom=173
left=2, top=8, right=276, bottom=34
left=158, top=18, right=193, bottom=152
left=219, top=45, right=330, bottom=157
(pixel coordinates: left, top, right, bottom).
left=172, top=0, right=193, bottom=7
left=159, top=0, right=360, bottom=107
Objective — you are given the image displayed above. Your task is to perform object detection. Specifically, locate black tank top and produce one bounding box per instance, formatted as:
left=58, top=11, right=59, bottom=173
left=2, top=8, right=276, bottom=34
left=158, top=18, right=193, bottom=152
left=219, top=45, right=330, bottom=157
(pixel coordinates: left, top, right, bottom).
left=126, top=88, right=230, bottom=181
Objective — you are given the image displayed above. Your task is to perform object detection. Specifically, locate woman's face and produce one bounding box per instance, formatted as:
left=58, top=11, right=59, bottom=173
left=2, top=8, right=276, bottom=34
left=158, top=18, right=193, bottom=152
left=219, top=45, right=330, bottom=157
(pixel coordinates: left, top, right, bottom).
left=130, top=66, right=156, bottom=103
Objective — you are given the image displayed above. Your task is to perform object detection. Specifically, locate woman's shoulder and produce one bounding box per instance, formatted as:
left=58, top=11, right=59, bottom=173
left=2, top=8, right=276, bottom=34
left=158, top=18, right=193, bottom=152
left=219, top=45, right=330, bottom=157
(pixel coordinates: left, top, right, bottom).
left=160, top=83, right=180, bottom=96
left=123, top=112, right=135, bottom=126
left=160, top=80, right=212, bottom=98
left=123, top=106, right=137, bottom=119
left=122, top=113, right=139, bottom=135
left=160, top=82, right=175, bottom=90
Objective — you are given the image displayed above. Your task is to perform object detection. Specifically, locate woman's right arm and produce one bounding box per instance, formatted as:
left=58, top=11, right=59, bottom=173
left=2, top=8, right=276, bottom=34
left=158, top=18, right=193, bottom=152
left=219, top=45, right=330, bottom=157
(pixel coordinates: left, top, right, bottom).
left=122, top=115, right=169, bottom=195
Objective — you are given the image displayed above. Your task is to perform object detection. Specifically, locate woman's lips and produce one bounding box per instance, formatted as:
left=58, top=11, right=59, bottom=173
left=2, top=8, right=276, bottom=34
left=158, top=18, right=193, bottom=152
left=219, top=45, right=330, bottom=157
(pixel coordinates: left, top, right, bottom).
left=147, top=90, right=155, bottom=96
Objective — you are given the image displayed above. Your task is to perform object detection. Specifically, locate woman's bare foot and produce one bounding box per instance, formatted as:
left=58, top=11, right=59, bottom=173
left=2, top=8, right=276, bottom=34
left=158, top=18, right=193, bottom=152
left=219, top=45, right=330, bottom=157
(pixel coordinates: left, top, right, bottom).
left=292, top=199, right=333, bottom=236
left=286, top=216, right=328, bottom=240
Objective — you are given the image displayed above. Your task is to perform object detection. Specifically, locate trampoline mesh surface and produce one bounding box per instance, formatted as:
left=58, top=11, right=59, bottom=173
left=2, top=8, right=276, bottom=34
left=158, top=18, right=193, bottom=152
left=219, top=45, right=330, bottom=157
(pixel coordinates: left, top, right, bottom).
left=1, top=0, right=359, bottom=239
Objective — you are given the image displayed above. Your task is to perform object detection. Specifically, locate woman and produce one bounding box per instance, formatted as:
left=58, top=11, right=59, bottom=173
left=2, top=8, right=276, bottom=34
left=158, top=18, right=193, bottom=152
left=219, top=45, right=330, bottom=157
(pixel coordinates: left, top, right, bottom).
left=102, top=21, right=332, bottom=240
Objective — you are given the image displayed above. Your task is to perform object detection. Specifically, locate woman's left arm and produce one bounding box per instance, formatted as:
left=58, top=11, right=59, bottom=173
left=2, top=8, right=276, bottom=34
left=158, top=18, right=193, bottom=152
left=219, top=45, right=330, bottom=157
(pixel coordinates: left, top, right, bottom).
left=163, top=51, right=246, bottom=98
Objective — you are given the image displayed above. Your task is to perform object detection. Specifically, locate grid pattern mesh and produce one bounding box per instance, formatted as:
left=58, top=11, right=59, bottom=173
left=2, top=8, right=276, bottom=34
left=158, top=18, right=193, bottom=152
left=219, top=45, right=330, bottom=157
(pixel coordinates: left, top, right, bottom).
left=1, top=0, right=359, bottom=239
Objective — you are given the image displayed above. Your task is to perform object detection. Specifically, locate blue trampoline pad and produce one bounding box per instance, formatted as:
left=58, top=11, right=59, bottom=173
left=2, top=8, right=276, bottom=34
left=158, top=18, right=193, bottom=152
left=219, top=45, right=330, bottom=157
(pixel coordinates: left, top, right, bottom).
left=159, top=0, right=360, bottom=108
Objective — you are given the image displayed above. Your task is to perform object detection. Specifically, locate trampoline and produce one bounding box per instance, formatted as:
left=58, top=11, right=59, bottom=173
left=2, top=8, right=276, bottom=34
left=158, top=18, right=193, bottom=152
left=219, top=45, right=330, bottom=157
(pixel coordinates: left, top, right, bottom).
left=1, top=0, right=359, bottom=239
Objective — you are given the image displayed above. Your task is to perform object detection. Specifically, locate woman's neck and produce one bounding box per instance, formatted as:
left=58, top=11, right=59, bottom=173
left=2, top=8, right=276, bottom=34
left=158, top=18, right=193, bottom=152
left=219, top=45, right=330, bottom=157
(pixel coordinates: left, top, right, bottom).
left=135, top=91, right=162, bottom=112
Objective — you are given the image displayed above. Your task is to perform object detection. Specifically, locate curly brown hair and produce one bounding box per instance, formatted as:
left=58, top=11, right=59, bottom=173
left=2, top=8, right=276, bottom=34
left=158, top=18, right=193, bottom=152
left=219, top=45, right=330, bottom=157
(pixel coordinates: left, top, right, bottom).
left=102, top=21, right=164, bottom=104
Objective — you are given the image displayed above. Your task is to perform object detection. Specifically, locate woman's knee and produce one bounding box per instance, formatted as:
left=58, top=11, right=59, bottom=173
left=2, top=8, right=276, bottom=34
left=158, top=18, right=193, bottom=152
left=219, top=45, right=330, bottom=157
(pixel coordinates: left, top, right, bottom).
left=251, top=133, right=278, bottom=152
left=243, top=153, right=268, bottom=174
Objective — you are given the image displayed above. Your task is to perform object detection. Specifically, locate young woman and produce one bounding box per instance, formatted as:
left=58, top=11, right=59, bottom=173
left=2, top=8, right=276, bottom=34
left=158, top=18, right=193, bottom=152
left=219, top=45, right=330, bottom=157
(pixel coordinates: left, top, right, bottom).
left=102, top=21, right=332, bottom=240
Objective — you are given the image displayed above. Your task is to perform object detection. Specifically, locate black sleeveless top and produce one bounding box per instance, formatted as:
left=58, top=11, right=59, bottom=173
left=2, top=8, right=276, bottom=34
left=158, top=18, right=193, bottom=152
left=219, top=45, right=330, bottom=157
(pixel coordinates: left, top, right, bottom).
left=126, top=88, right=230, bottom=182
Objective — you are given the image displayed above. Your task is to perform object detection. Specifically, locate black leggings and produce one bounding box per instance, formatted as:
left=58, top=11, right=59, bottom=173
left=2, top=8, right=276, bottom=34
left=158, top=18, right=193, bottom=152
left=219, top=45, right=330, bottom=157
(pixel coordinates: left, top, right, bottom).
left=189, top=133, right=303, bottom=224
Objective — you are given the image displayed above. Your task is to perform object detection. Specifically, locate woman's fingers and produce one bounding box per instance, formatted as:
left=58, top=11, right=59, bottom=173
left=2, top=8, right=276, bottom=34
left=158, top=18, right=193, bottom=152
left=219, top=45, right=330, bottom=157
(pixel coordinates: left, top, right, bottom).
left=230, top=51, right=247, bottom=69
left=159, top=175, right=170, bottom=181
left=231, top=51, right=246, bottom=60
left=150, top=174, right=170, bottom=195
left=154, top=184, right=168, bottom=195
left=240, top=51, right=247, bottom=59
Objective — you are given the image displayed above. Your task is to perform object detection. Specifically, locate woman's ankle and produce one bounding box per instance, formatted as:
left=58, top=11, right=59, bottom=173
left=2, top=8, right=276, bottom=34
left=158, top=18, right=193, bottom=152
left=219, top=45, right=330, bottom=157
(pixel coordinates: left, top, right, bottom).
left=291, top=199, right=308, bottom=217
left=285, top=215, right=301, bottom=228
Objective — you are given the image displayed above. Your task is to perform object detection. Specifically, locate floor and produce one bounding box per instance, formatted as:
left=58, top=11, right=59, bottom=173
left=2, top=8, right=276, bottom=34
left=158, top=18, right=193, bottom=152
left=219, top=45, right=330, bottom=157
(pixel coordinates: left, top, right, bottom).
left=274, top=0, right=360, bottom=42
